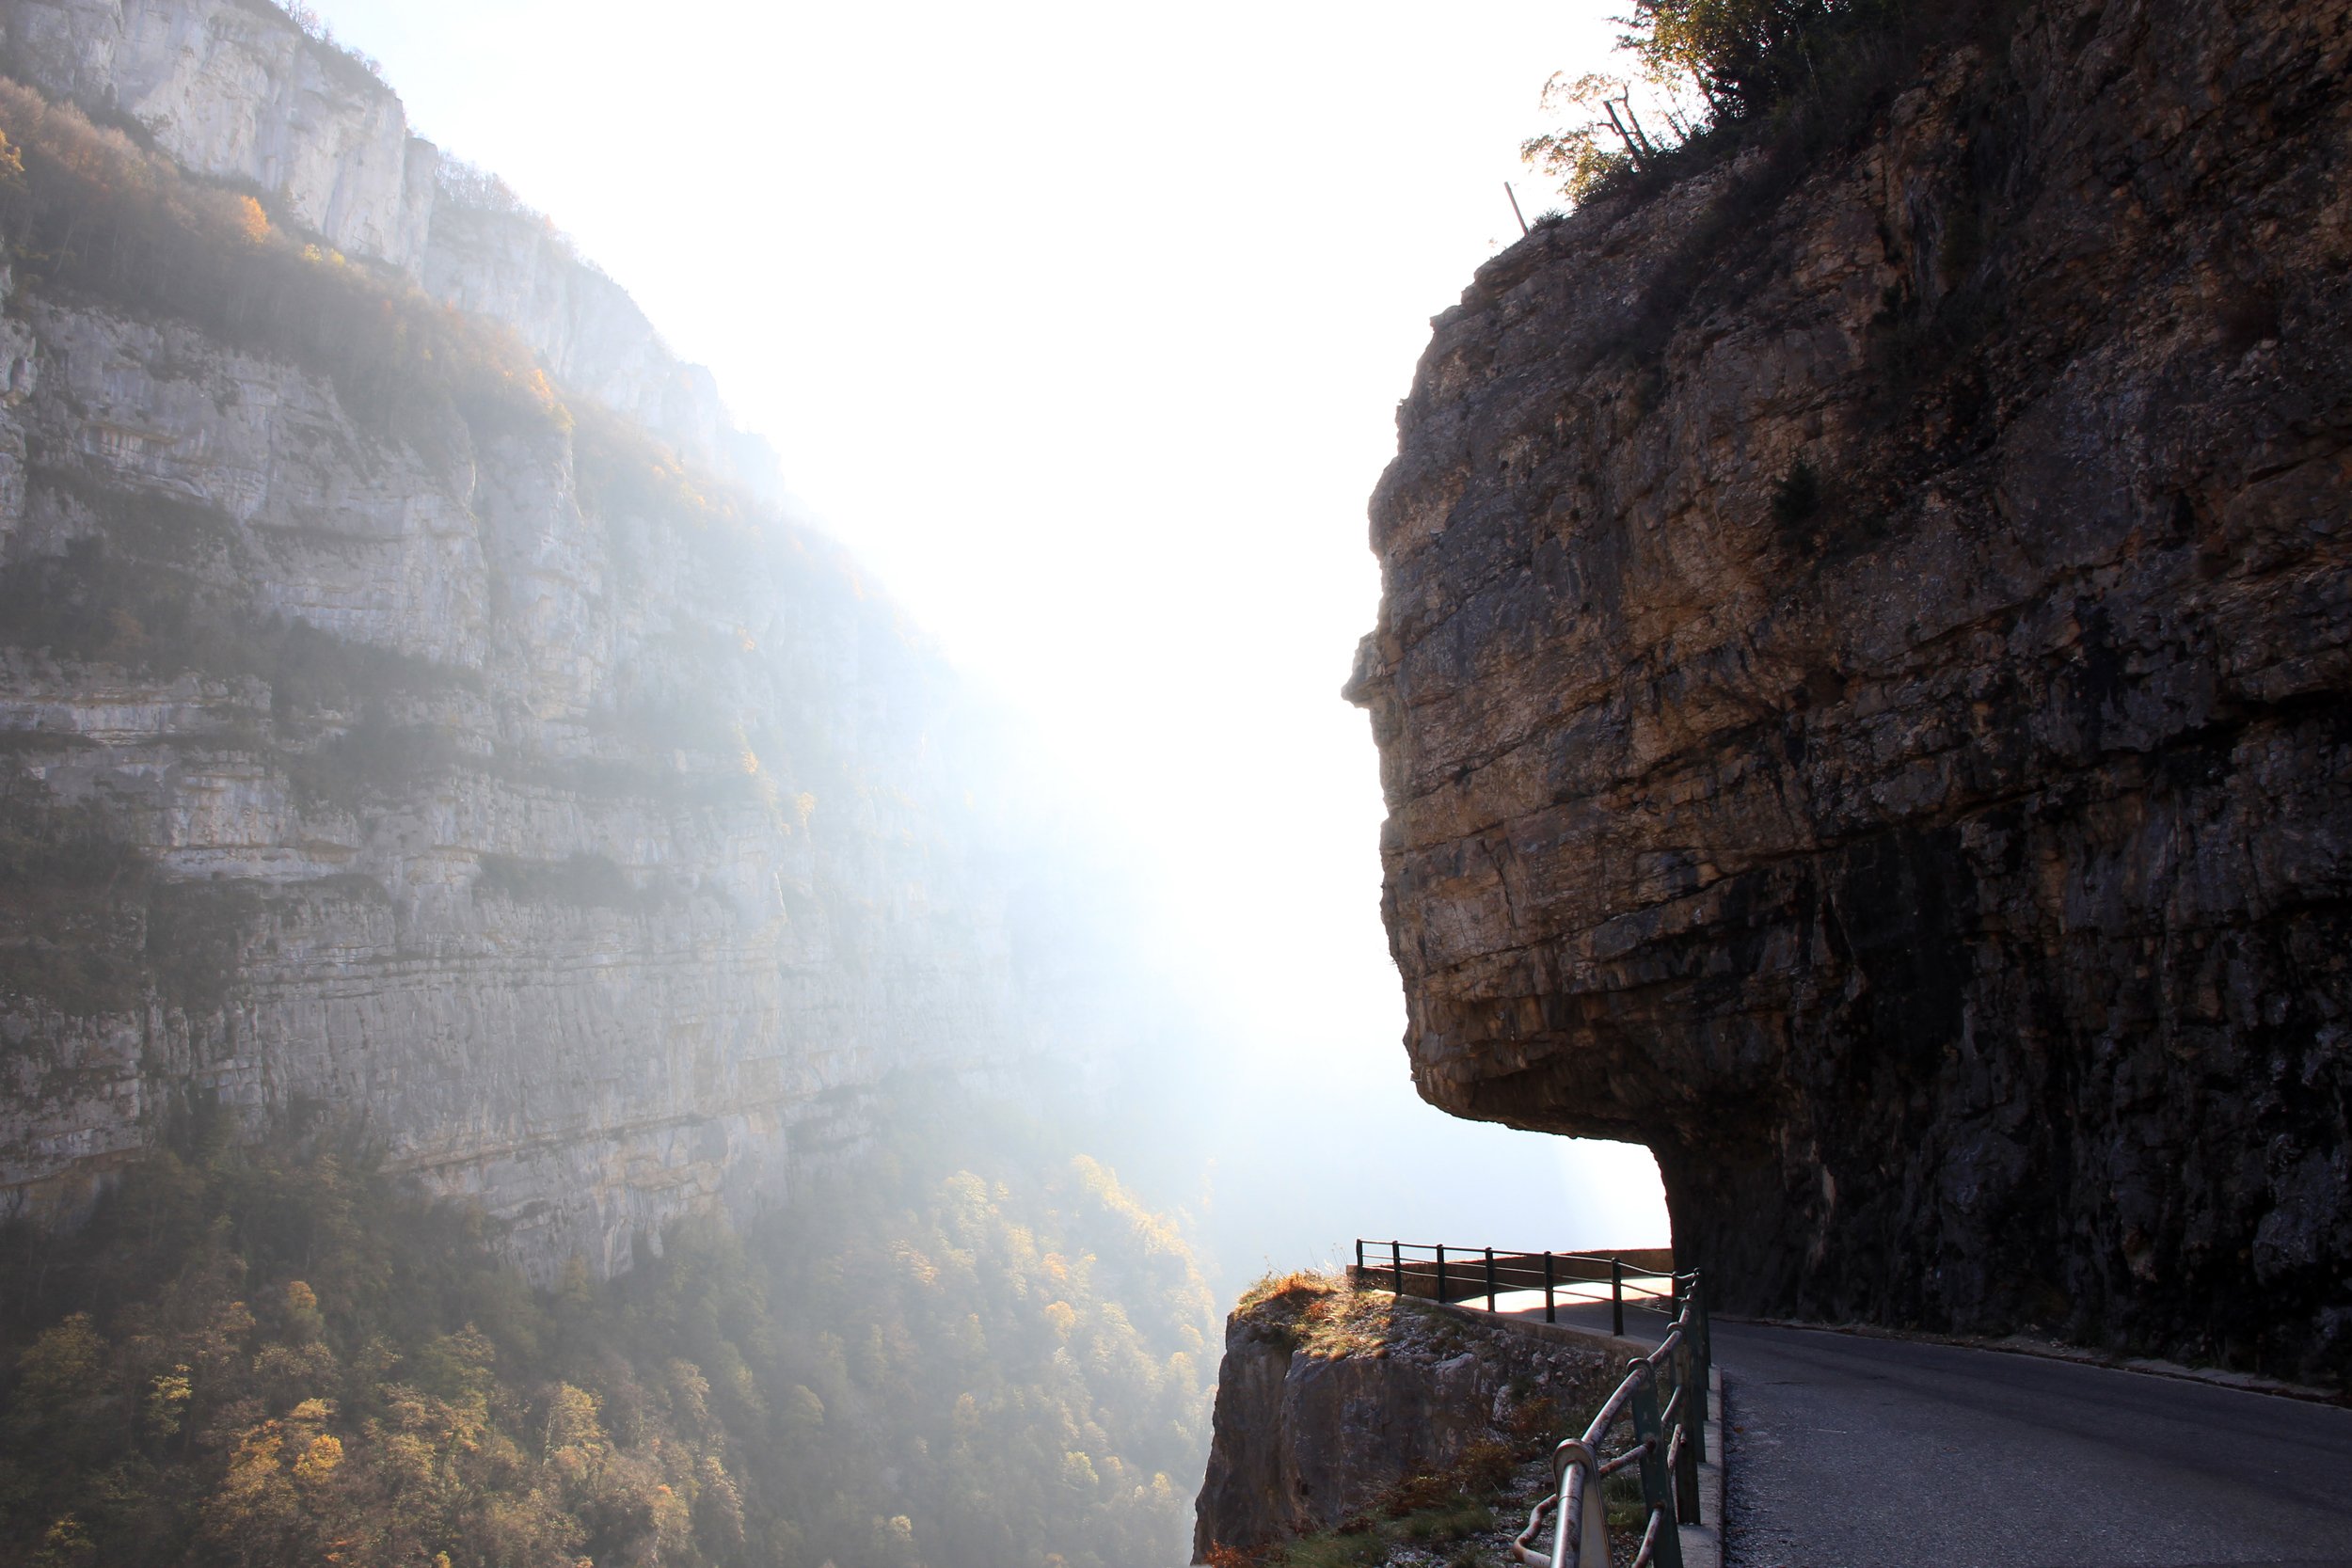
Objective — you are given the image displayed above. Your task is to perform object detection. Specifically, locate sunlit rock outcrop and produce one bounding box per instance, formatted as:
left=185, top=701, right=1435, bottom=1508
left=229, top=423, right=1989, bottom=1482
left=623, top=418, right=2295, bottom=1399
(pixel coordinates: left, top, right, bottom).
left=1349, top=0, right=2352, bottom=1378
left=1192, top=1276, right=1613, bottom=1560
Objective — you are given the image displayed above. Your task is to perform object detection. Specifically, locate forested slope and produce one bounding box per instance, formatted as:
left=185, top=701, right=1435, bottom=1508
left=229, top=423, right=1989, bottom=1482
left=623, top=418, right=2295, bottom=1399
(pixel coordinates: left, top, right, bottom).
left=0, top=1092, right=1214, bottom=1568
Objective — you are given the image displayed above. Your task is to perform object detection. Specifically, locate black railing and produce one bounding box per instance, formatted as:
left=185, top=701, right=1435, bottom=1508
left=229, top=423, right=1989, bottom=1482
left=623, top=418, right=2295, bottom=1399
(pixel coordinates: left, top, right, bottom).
left=1348, top=1239, right=1677, bottom=1337
left=1512, top=1274, right=1709, bottom=1568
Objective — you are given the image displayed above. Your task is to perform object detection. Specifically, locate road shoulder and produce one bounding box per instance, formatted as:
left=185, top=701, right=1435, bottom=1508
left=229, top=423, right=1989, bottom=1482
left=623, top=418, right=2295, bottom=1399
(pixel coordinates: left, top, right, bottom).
left=1720, top=1314, right=2346, bottom=1409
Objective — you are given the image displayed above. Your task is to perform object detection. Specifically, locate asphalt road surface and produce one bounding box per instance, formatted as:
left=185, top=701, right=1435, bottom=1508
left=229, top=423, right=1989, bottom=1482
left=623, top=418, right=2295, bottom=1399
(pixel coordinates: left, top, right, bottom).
left=1721, top=1320, right=2352, bottom=1567
left=1498, top=1295, right=2352, bottom=1567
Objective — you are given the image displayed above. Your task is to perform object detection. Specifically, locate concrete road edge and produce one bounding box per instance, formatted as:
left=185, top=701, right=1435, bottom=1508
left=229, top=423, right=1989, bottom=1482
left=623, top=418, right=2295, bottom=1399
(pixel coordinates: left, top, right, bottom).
left=1679, top=1365, right=1724, bottom=1568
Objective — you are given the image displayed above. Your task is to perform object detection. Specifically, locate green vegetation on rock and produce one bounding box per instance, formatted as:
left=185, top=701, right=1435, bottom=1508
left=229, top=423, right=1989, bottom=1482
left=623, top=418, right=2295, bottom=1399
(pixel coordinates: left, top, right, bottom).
left=1522, top=0, right=2026, bottom=202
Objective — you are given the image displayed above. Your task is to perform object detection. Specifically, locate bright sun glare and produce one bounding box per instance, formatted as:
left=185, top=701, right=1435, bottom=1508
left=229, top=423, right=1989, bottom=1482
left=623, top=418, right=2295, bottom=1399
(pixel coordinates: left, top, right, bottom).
left=314, top=0, right=1670, bottom=1257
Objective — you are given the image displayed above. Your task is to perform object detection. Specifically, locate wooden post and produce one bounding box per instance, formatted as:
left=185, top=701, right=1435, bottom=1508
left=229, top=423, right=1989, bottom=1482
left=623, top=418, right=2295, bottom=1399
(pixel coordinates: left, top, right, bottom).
left=1543, top=1250, right=1556, bottom=1323
left=1612, top=1257, right=1625, bottom=1338
left=1485, top=1247, right=1497, bottom=1311
left=1391, top=1240, right=1403, bottom=1297
left=1436, top=1244, right=1448, bottom=1302
left=1503, top=181, right=1529, bottom=237
left=1629, top=1370, right=1684, bottom=1568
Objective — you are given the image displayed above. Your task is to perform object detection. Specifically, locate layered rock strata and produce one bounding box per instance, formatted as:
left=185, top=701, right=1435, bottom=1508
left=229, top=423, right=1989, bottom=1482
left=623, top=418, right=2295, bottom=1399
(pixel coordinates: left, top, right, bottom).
left=1348, top=0, right=2352, bottom=1377
left=0, top=254, right=1035, bottom=1274
left=0, top=14, right=1054, bottom=1277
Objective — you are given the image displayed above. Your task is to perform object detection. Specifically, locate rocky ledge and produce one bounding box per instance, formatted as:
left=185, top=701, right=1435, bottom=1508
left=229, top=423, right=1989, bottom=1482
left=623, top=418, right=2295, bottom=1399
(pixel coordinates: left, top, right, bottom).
left=1191, top=1274, right=1616, bottom=1562
left=1346, top=0, right=2352, bottom=1380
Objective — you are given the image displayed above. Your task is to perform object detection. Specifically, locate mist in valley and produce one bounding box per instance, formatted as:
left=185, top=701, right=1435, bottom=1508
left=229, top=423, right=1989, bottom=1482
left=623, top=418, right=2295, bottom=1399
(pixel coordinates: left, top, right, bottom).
left=307, top=0, right=1671, bottom=1267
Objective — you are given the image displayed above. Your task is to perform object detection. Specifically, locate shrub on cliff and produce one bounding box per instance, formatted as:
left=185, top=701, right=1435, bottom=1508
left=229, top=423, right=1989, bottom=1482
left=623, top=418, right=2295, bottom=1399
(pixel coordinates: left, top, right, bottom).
left=1628, top=0, right=1901, bottom=124
left=1524, top=0, right=2018, bottom=203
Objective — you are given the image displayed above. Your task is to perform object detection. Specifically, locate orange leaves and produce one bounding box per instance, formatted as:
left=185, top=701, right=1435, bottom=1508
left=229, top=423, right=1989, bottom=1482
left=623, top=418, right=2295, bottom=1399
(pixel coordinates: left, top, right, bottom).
left=0, top=73, right=569, bottom=448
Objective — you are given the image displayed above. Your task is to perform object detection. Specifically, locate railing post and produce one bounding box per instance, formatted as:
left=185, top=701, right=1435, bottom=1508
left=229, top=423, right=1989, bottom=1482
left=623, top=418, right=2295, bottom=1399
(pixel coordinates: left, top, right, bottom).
left=1391, top=1240, right=1403, bottom=1297
left=1436, top=1244, right=1448, bottom=1302
left=1485, top=1246, right=1497, bottom=1310
left=1612, top=1256, right=1625, bottom=1338
left=1675, top=1338, right=1702, bottom=1524
left=1691, top=1276, right=1710, bottom=1458
left=1543, top=1250, right=1556, bottom=1323
left=1550, top=1439, right=1612, bottom=1568
left=1629, top=1370, right=1685, bottom=1568
left=1355, top=1238, right=1363, bottom=1279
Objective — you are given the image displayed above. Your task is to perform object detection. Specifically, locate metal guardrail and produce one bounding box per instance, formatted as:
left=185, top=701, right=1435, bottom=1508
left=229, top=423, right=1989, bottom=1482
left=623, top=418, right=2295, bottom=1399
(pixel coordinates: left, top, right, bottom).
left=1346, top=1238, right=1708, bottom=1568
left=1349, top=1239, right=1679, bottom=1337
left=1511, top=1274, right=1710, bottom=1568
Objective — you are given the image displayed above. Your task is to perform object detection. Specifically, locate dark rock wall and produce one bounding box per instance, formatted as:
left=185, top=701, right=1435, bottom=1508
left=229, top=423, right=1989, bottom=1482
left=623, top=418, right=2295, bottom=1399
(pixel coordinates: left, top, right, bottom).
left=1346, top=0, right=2352, bottom=1378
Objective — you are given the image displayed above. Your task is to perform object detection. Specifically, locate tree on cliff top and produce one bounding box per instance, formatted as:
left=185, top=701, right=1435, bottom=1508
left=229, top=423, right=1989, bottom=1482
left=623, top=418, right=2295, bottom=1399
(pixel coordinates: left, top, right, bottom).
left=1524, top=0, right=1924, bottom=201
left=1628, top=0, right=1872, bottom=122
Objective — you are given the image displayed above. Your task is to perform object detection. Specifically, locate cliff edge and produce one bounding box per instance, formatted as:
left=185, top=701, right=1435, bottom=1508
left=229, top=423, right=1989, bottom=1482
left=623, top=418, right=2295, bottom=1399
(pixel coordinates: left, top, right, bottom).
left=1191, top=1275, right=1613, bottom=1562
left=1347, top=0, right=2351, bottom=1379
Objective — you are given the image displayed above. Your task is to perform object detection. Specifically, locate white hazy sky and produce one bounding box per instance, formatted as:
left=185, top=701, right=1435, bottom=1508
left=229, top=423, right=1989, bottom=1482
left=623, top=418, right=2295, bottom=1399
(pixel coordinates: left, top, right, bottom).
left=313, top=0, right=1669, bottom=1253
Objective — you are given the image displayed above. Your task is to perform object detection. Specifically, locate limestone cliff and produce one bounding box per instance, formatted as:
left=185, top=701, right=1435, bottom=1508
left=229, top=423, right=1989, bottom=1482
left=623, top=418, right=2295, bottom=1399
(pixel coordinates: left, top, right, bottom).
left=0, top=11, right=1065, bottom=1277
left=0, top=0, right=774, bottom=491
left=1348, top=0, right=2352, bottom=1378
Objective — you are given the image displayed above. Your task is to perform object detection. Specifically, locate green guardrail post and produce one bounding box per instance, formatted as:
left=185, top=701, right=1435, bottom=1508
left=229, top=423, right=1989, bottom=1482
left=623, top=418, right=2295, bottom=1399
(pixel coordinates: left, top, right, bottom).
left=1436, top=1244, right=1448, bottom=1302
left=1391, top=1240, right=1403, bottom=1297
left=1485, top=1247, right=1497, bottom=1310
left=1691, top=1278, right=1709, bottom=1463
left=1543, top=1250, right=1556, bottom=1323
left=1629, top=1370, right=1685, bottom=1568
left=1675, top=1338, right=1701, bottom=1524
left=1612, top=1256, right=1625, bottom=1338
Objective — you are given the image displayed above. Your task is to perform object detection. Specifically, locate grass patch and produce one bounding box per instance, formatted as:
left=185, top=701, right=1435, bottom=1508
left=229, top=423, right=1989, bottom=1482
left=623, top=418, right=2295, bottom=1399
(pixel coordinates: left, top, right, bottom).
left=1234, top=1270, right=1465, bottom=1358
left=1264, top=1489, right=1499, bottom=1567
left=1604, top=1468, right=1649, bottom=1539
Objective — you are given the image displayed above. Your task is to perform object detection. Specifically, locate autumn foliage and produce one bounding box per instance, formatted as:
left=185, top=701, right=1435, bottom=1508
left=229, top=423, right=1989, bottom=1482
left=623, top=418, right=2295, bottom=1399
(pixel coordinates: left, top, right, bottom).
left=0, top=1095, right=1215, bottom=1568
left=0, top=78, right=563, bottom=445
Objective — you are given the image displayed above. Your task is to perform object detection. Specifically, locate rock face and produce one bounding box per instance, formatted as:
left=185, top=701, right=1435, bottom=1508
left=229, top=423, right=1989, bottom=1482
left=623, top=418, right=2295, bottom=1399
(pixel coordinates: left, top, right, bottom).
left=0, top=263, right=1033, bottom=1275
left=1347, top=0, right=2352, bottom=1379
left=1191, top=1280, right=1611, bottom=1560
left=0, top=12, right=1063, bottom=1278
left=1, top=0, right=435, bottom=272
left=0, top=0, right=774, bottom=493
left=421, top=198, right=774, bottom=493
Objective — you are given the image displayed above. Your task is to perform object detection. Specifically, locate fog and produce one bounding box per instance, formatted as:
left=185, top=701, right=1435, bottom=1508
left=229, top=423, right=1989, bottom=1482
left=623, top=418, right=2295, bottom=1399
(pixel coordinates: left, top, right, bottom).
left=317, top=0, right=1669, bottom=1274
